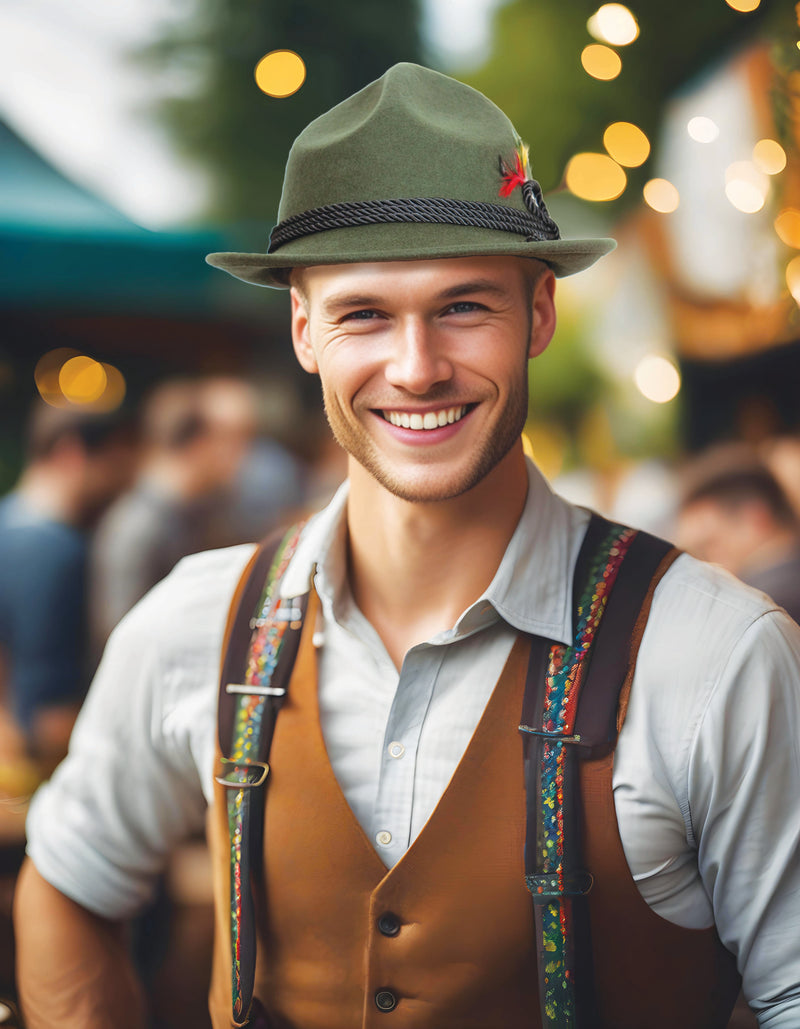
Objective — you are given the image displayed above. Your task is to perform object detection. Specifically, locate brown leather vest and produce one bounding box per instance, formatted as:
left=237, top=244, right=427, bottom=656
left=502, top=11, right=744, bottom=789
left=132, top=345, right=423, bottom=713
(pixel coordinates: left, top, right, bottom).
left=209, top=592, right=740, bottom=1028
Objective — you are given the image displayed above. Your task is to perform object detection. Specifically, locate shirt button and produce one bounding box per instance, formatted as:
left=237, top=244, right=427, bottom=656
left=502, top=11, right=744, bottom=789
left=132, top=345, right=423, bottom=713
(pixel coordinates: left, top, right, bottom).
left=375, top=990, right=397, bottom=1012
left=377, top=912, right=401, bottom=937
left=375, top=830, right=392, bottom=847
left=387, top=741, right=405, bottom=759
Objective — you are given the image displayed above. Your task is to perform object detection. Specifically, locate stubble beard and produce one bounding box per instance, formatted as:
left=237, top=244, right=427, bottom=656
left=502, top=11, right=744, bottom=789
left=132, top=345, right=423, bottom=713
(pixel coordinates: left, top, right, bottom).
left=320, top=362, right=530, bottom=504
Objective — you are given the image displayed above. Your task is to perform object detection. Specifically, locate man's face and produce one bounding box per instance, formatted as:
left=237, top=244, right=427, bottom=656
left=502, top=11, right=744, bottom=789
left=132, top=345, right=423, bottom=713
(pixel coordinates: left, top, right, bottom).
left=290, top=255, right=555, bottom=503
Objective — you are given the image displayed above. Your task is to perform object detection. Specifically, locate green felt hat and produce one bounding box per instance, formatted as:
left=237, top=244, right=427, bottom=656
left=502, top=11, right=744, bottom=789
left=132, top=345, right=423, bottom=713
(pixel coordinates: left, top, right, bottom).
left=206, top=63, right=615, bottom=288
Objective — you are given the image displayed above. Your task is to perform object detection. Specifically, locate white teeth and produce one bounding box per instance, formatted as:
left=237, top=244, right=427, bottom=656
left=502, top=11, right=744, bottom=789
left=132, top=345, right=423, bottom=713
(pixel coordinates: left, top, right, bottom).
left=385, top=406, right=467, bottom=430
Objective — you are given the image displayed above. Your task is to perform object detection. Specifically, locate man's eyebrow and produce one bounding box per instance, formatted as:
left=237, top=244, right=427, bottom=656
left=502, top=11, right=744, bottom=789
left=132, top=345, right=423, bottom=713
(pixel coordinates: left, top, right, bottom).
left=321, top=294, right=382, bottom=317
left=321, top=279, right=509, bottom=316
left=435, top=279, right=509, bottom=301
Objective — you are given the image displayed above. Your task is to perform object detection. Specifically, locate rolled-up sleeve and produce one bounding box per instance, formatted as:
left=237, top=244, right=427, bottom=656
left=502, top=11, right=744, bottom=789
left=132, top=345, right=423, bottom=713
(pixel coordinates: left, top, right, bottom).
left=26, top=543, right=255, bottom=919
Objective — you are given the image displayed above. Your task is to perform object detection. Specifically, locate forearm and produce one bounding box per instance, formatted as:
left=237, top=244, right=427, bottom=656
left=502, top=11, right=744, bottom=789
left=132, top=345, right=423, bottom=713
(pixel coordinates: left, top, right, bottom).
left=14, top=859, right=147, bottom=1029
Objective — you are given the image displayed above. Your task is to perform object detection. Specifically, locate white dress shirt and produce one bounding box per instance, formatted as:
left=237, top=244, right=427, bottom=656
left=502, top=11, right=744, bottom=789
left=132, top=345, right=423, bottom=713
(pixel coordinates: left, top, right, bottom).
left=27, top=461, right=800, bottom=1024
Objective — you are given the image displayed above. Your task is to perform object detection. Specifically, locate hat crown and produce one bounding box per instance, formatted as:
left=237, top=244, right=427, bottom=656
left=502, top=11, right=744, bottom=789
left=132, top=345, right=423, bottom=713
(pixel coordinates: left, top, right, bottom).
left=278, top=63, right=524, bottom=220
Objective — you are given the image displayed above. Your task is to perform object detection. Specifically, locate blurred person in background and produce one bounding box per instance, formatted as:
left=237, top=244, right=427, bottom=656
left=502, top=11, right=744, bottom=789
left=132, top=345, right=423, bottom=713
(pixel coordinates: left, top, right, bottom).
left=677, top=444, right=800, bottom=623
left=0, top=401, right=137, bottom=781
left=91, top=378, right=255, bottom=651
left=199, top=376, right=308, bottom=549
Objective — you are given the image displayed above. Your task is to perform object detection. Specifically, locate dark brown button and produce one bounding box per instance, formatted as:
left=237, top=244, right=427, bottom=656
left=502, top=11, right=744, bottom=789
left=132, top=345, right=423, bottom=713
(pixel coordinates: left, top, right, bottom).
left=377, top=912, right=401, bottom=937
left=375, top=990, right=397, bottom=1012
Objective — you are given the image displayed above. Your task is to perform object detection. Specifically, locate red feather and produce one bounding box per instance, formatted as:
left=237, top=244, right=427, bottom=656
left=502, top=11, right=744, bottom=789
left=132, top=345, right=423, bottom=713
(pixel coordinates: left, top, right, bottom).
left=499, top=152, right=527, bottom=198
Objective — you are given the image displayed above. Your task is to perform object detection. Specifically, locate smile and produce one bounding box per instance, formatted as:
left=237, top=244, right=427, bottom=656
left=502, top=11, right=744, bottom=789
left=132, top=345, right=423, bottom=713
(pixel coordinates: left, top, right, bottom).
left=383, top=406, right=468, bottom=430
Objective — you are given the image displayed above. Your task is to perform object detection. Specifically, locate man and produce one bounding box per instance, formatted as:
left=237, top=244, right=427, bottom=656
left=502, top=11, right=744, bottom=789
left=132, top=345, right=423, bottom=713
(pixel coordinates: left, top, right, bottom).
left=14, top=64, right=800, bottom=1027
left=676, top=444, right=800, bottom=623
left=0, top=401, right=137, bottom=776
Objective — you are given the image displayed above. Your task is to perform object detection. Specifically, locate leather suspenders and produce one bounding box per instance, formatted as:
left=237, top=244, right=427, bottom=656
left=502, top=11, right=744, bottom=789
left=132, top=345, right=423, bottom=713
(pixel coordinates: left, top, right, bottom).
left=519, top=516, right=678, bottom=1027
left=217, top=513, right=679, bottom=1028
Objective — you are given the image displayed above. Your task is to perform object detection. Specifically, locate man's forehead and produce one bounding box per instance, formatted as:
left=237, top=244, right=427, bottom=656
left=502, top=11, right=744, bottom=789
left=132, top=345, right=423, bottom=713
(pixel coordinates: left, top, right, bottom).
left=295, top=254, right=543, bottom=297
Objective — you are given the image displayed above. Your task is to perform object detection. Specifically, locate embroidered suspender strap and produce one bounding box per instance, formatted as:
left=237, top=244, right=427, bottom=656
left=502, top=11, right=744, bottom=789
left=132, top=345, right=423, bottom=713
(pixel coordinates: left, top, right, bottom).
left=216, top=522, right=309, bottom=1028
left=519, top=513, right=679, bottom=1028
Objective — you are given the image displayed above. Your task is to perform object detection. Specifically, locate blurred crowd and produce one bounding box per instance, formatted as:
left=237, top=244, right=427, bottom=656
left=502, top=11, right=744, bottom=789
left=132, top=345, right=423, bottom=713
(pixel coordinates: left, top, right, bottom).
left=0, top=380, right=798, bottom=1025
left=0, top=376, right=349, bottom=1023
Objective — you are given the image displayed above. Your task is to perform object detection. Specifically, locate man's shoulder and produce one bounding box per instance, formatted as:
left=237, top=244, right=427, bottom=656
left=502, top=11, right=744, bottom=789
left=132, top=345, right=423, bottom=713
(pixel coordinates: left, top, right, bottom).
left=108, top=542, right=258, bottom=659
left=640, top=549, right=797, bottom=685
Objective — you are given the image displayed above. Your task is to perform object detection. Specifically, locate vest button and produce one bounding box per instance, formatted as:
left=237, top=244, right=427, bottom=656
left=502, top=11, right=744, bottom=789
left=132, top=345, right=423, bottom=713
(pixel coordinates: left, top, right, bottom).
left=375, top=990, right=397, bottom=1012
left=377, top=912, right=401, bottom=937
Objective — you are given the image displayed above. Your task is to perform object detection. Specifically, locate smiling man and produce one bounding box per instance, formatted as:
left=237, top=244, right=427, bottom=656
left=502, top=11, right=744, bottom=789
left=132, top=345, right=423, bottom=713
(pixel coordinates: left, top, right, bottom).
left=14, top=63, right=800, bottom=1029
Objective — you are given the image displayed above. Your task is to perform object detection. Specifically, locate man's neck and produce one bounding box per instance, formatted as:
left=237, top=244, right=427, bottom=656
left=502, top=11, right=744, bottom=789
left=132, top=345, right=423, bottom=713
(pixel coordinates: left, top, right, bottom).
left=345, top=447, right=529, bottom=669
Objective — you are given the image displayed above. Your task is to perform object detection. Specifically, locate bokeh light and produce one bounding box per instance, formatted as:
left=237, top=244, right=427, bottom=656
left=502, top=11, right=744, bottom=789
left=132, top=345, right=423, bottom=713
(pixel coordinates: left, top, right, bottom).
left=254, top=50, right=306, bottom=98
left=34, top=348, right=80, bottom=407
left=724, top=0, right=760, bottom=10
left=775, top=209, right=800, bottom=248
left=59, top=356, right=108, bottom=405
left=643, top=178, right=680, bottom=213
left=752, top=138, right=787, bottom=175
left=93, top=364, right=127, bottom=412
left=603, top=121, right=650, bottom=167
left=724, top=161, right=768, bottom=213
left=634, top=355, right=681, bottom=404
left=581, top=44, right=622, bottom=81
left=787, top=256, right=800, bottom=303
left=566, top=153, right=627, bottom=201
left=587, top=4, right=639, bottom=45
left=687, top=116, right=720, bottom=143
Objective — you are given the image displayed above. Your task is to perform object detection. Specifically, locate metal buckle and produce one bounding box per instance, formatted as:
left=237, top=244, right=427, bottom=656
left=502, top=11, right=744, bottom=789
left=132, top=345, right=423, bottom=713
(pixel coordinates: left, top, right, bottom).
left=215, top=759, right=270, bottom=789
left=518, top=724, right=582, bottom=744
left=225, top=683, right=287, bottom=697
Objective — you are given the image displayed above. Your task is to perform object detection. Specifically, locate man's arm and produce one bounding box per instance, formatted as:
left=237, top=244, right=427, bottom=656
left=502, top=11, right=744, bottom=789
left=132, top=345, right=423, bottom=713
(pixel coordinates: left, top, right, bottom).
left=14, top=859, right=146, bottom=1029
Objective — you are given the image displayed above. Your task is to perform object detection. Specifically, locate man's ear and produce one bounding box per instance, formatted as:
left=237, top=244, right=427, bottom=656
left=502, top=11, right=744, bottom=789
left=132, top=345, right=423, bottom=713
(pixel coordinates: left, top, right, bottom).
left=290, top=287, right=319, bottom=374
left=528, top=268, right=557, bottom=359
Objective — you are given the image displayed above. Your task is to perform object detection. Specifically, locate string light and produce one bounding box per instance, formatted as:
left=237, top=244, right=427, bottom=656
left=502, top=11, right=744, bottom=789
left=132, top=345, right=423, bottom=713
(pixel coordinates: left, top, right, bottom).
left=724, top=161, right=768, bottom=213
left=587, top=4, right=639, bottom=45
left=724, top=0, right=760, bottom=11
left=752, top=139, right=787, bottom=175
left=634, top=355, right=681, bottom=404
left=603, top=121, right=650, bottom=167
left=566, top=153, right=627, bottom=201
left=786, top=255, right=800, bottom=304
left=643, top=178, right=679, bottom=213
left=34, top=349, right=126, bottom=410
left=775, top=209, right=800, bottom=248
left=581, top=44, right=622, bottom=81
left=687, top=116, right=720, bottom=143
left=254, top=50, right=306, bottom=98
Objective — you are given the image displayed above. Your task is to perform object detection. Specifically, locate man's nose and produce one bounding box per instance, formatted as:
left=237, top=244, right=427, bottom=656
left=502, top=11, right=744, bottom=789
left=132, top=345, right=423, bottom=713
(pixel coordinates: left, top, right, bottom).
left=384, top=322, right=453, bottom=394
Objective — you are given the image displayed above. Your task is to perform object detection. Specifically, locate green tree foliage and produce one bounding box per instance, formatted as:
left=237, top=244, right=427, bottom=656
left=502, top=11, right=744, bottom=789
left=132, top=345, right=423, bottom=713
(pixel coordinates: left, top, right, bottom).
left=465, top=0, right=777, bottom=199
left=136, top=0, right=422, bottom=233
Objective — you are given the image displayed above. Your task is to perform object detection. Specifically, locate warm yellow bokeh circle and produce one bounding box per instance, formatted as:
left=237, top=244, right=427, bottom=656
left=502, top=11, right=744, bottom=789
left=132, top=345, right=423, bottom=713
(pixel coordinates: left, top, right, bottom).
left=59, top=356, right=108, bottom=404
left=255, top=50, right=306, bottom=98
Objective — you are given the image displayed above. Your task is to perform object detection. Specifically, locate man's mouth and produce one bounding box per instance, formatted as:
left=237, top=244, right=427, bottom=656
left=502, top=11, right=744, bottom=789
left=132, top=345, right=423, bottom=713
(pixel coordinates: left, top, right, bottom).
left=382, top=405, right=470, bottom=430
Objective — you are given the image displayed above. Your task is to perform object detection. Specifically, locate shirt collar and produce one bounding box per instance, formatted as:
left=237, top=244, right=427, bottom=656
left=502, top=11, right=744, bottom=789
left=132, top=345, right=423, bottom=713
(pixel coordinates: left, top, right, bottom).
left=279, top=460, right=588, bottom=647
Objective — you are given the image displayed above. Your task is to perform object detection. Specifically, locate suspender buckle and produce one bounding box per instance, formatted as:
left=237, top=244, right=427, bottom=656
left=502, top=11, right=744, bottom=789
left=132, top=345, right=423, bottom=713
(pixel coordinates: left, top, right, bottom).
left=518, top=724, right=582, bottom=744
left=525, top=870, right=594, bottom=901
left=215, top=758, right=270, bottom=789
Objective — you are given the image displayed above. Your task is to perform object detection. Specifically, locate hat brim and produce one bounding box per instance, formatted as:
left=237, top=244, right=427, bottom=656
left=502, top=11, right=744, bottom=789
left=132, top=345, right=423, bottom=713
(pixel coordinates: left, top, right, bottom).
left=206, top=221, right=615, bottom=288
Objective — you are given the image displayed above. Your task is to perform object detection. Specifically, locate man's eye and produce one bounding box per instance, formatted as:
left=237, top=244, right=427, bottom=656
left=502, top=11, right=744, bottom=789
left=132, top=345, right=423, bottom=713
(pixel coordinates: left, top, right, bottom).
left=343, top=309, right=380, bottom=321
left=447, top=301, right=485, bottom=314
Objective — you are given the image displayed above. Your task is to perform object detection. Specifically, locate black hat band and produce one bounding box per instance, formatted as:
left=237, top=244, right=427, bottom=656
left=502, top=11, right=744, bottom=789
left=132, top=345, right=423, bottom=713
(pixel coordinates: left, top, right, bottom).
left=268, top=194, right=561, bottom=253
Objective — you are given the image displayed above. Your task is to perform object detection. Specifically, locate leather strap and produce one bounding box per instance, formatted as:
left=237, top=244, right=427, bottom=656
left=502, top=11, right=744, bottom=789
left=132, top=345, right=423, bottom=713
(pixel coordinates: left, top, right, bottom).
left=217, top=523, right=308, bottom=1027
left=520, top=513, right=680, bottom=1028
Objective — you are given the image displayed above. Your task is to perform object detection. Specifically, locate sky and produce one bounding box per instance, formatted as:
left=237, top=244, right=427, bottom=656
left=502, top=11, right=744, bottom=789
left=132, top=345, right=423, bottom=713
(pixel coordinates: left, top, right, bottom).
left=0, top=0, right=503, bottom=228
